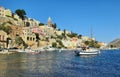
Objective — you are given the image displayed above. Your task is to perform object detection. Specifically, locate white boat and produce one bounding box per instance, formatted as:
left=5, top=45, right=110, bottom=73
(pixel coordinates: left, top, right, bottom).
left=44, top=46, right=57, bottom=51
left=17, top=48, right=41, bottom=54
left=74, top=48, right=100, bottom=55
left=47, top=48, right=57, bottom=51
left=17, top=49, right=25, bottom=52
left=27, top=50, right=41, bottom=54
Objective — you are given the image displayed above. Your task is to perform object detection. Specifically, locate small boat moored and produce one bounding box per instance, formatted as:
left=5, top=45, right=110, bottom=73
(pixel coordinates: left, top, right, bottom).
left=74, top=48, right=100, bottom=56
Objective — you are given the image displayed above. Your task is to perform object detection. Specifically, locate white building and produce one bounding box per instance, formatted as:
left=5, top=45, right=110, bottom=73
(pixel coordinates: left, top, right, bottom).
left=0, top=6, right=12, bottom=17
left=56, top=30, right=63, bottom=35
left=4, top=9, right=12, bottom=17
left=0, top=6, right=5, bottom=17
left=62, top=40, right=71, bottom=48
left=81, top=36, right=89, bottom=41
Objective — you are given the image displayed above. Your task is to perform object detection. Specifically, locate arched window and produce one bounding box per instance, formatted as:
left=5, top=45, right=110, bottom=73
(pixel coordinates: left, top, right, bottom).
left=30, top=37, right=32, bottom=41
left=27, top=37, right=29, bottom=40
left=33, top=38, right=35, bottom=41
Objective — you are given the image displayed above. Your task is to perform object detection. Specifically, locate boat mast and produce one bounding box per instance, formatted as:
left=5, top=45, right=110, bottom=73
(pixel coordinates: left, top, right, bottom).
left=90, top=26, right=93, bottom=40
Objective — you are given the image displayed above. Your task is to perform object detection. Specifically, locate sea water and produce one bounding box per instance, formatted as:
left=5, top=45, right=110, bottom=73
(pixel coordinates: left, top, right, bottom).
left=0, top=49, right=120, bottom=77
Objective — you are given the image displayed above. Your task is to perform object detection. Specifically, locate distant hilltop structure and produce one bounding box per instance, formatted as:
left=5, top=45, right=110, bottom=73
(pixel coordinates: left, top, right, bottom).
left=48, top=17, right=52, bottom=27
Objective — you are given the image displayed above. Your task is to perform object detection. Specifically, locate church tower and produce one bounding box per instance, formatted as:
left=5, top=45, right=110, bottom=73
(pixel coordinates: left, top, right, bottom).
left=48, top=17, right=52, bottom=27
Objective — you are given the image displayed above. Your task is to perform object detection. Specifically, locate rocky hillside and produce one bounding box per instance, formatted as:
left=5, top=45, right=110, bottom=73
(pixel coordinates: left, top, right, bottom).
left=108, top=38, right=120, bottom=47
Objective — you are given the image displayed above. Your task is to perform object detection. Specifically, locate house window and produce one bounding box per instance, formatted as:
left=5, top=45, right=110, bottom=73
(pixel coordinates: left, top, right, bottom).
left=27, top=37, right=29, bottom=41
left=3, top=36, right=4, bottom=41
left=30, top=37, right=32, bottom=41
left=33, top=38, right=35, bottom=41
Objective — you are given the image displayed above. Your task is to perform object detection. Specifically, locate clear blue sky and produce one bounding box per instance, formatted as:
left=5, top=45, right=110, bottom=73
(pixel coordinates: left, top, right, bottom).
left=1, top=0, right=120, bottom=43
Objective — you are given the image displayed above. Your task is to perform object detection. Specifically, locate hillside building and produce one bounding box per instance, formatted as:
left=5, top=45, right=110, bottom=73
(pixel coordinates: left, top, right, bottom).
left=0, top=30, right=8, bottom=48
left=22, top=27, right=36, bottom=47
left=0, top=6, right=5, bottom=17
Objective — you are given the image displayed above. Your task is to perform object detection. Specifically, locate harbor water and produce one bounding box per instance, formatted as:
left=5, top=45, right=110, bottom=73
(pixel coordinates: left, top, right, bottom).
left=0, top=49, right=120, bottom=77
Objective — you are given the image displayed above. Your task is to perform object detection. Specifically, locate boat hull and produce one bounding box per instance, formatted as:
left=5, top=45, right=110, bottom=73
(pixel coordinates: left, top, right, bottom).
left=79, top=51, right=100, bottom=55
left=74, top=50, right=100, bottom=55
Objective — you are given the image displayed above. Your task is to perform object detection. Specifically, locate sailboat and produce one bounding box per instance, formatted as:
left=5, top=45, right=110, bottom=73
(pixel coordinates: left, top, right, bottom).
left=74, top=47, right=100, bottom=55
left=74, top=27, right=100, bottom=55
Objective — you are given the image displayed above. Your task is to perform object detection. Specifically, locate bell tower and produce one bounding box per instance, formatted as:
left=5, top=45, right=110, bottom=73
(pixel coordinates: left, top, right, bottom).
left=48, top=17, right=52, bottom=27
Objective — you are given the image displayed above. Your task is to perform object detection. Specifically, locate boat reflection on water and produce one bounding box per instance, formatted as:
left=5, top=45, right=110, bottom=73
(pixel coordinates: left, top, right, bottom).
left=78, top=54, right=97, bottom=58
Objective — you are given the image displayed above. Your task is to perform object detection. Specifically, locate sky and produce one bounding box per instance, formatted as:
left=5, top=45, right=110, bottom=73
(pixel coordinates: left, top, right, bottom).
left=0, top=0, right=120, bottom=43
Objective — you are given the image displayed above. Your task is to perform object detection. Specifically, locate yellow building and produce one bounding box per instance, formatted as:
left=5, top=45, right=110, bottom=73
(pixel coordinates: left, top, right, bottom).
left=39, top=25, right=45, bottom=29
left=81, top=36, right=89, bottom=41
left=0, top=6, right=12, bottom=17
left=70, top=37, right=78, bottom=49
left=13, top=14, right=20, bottom=20
left=98, top=42, right=107, bottom=48
left=22, top=27, right=36, bottom=47
left=27, top=18, right=40, bottom=27
left=10, top=25, right=23, bottom=38
left=0, top=30, right=8, bottom=48
left=0, top=6, right=5, bottom=17
left=4, top=9, right=12, bottom=17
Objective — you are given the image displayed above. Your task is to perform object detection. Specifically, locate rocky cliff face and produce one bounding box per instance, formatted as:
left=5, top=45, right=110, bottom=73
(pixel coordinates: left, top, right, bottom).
left=108, top=38, right=120, bottom=47
left=0, top=17, right=24, bottom=26
left=0, top=17, right=14, bottom=23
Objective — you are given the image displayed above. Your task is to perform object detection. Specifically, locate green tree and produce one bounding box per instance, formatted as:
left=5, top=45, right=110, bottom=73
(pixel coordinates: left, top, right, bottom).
left=39, top=23, right=44, bottom=26
left=52, top=42, right=57, bottom=47
left=58, top=28, right=61, bottom=31
left=15, top=35, right=28, bottom=48
left=15, top=36, right=24, bottom=45
left=78, top=34, right=82, bottom=39
left=67, top=32, right=78, bottom=38
left=0, top=24, right=12, bottom=34
left=52, top=23, right=57, bottom=29
left=57, top=35, right=63, bottom=40
left=7, top=21, right=13, bottom=25
left=35, top=33, right=40, bottom=47
left=62, top=33, right=65, bottom=39
left=84, top=41, right=89, bottom=45
left=94, top=43, right=101, bottom=48
left=15, top=9, right=26, bottom=20
left=89, top=40, right=95, bottom=47
left=62, top=29, right=66, bottom=39
left=34, top=33, right=41, bottom=47
left=110, top=45, right=114, bottom=48
left=4, top=26, right=12, bottom=34
left=23, top=41, right=28, bottom=48
left=45, top=37, right=49, bottom=42
left=57, top=40, right=64, bottom=47
left=0, top=24, right=5, bottom=30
